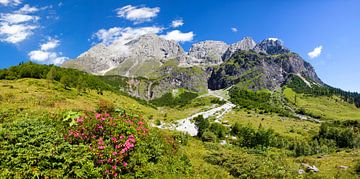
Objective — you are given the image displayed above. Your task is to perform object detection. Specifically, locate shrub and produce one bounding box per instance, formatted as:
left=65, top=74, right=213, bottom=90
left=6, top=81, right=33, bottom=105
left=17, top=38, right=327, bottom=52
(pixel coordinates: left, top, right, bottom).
left=202, top=131, right=217, bottom=142
left=209, top=123, right=228, bottom=139
left=231, top=123, right=276, bottom=148
left=194, top=115, right=210, bottom=137
left=317, top=123, right=360, bottom=148
left=0, top=118, right=101, bottom=178
left=63, top=112, right=148, bottom=177
left=97, top=99, right=115, bottom=113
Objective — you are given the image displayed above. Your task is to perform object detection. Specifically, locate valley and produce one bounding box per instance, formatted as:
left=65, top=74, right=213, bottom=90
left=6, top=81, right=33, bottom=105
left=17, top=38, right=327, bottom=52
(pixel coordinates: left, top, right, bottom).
left=1, top=34, right=360, bottom=178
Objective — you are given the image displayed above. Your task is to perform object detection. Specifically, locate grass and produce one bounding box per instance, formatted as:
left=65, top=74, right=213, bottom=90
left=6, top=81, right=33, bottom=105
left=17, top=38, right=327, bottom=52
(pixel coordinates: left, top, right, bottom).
left=223, top=109, right=319, bottom=140
left=284, top=88, right=360, bottom=121
left=2, top=78, right=360, bottom=178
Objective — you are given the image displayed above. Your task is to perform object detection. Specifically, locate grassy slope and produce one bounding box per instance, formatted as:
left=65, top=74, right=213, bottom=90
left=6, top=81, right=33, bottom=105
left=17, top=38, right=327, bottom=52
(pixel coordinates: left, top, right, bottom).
left=0, top=78, right=216, bottom=123
left=284, top=88, right=360, bottom=120
left=2, top=78, right=360, bottom=178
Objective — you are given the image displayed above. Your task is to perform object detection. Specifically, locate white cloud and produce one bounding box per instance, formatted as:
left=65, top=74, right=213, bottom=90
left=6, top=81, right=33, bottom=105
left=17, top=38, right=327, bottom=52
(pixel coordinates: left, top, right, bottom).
left=0, top=0, right=21, bottom=6
left=160, top=30, right=194, bottom=43
left=116, top=5, right=160, bottom=24
left=93, top=26, right=163, bottom=45
left=40, top=38, right=59, bottom=51
left=0, top=13, right=39, bottom=24
left=231, top=27, right=238, bottom=32
left=308, top=46, right=323, bottom=59
left=17, top=4, right=39, bottom=14
left=28, top=39, right=68, bottom=65
left=0, top=23, right=37, bottom=43
left=171, top=19, right=184, bottom=28
left=0, top=3, right=41, bottom=44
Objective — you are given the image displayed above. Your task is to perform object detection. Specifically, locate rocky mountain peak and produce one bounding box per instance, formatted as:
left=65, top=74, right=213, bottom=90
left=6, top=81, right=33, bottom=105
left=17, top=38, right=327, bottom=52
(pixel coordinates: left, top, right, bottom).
left=222, top=37, right=257, bottom=60
left=254, top=38, right=290, bottom=55
left=188, top=40, right=229, bottom=65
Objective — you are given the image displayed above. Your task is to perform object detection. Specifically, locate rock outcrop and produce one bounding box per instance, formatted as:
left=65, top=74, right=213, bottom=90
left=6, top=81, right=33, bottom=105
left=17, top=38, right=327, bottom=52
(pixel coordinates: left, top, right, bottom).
left=254, top=38, right=290, bottom=55
left=188, top=41, right=229, bottom=66
left=62, top=33, right=323, bottom=100
left=208, top=50, right=322, bottom=90
left=222, top=37, right=256, bottom=60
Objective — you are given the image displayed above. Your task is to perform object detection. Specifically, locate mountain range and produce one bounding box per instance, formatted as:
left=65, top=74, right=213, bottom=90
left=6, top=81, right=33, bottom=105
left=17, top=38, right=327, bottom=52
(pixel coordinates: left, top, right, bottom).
left=62, top=33, right=323, bottom=100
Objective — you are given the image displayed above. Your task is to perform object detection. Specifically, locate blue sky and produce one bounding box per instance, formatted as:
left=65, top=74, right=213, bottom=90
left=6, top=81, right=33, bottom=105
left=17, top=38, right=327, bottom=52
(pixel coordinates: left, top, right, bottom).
left=0, top=0, right=359, bottom=92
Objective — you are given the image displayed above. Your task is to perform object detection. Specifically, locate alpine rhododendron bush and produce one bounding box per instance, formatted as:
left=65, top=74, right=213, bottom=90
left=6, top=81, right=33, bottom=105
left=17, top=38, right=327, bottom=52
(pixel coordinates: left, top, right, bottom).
left=0, top=110, right=192, bottom=178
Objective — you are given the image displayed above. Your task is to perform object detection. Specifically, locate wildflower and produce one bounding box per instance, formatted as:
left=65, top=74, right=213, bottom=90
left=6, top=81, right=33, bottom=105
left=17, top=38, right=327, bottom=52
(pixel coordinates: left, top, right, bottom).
left=105, top=113, right=110, bottom=117
left=123, top=162, right=128, bottom=167
left=111, top=137, right=117, bottom=142
left=112, top=151, right=117, bottom=156
left=98, top=138, right=104, bottom=145
left=98, top=146, right=105, bottom=150
left=101, top=117, right=106, bottom=121
left=97, top=125, right=104, bottom=129
left=138, top=121, right=144, bottom=125
left=115, top=145, right=121, bottom=149
left=113, top=173, right=118, bottom=177
left=96, top=113, right=101, bottom=119
left=76, top=117, right=84, bottom=123
left=119, top=135, right=124, bottom=139
left=112, top=165, right=117, bottom=170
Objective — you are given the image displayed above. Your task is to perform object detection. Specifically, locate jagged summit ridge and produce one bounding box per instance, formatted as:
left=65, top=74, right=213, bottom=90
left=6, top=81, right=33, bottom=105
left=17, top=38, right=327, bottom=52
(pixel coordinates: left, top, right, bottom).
left=222, top=37, right=257, bottom=60
left=63, top=33, right=304, bottom=77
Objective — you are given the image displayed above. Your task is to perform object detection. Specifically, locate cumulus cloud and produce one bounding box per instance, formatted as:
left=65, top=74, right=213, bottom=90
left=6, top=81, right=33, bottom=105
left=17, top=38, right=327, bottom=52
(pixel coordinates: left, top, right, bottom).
left=160, top=30, right=194, bottom=43
left=0, top=3, right=41, bottom=44
left=231, top=27, right=238, bottom=32
left=0, top=23, right=37, bottom=43
left=0, top=13, right=39, bottom=24
left=0, top=0, right=21, bottom=6
left=116, top=5, right=160, bottom=24
left=28, top=38, right=68, bottom=65
left=17, top=4, right=39, bottom=14
left=93, top=26, right=163, bottom=45
left=171, top=19, right=184, bottom=28
left=308, top=46, right=323, bottom=59
left=40, top=38, right=59, bottom=51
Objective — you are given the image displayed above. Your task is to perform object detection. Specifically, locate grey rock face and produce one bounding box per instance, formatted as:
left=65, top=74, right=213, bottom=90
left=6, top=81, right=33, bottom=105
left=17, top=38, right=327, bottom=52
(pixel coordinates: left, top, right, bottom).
left=222, top=37, right=256, bottom=60
left=188, top=41, right=229, bottom=65
left=208, top=51, right=322, bottom=90
left=63, top=33, right=186, bottom=76
left=254, top=38, right=290, bottom=55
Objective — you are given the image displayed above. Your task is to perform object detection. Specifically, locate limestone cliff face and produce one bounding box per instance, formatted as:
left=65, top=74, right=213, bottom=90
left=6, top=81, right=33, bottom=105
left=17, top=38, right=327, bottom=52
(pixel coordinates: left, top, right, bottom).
left=222, top=37, right=256, bottom=60
left=187, top=41, right=229, bottom=66
left=63, top=33, right=323, bottom=100
left=208, top=50, right=322, bottom=90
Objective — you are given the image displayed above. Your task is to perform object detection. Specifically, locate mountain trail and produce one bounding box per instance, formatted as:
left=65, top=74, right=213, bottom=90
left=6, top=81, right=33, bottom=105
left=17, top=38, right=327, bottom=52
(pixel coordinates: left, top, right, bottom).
left=153, top=88, right=236, bottom=136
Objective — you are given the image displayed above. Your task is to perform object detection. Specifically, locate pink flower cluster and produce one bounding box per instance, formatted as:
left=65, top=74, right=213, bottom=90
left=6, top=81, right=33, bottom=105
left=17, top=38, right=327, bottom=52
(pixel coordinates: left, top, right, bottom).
left=64, top=112, right=148, bottom=177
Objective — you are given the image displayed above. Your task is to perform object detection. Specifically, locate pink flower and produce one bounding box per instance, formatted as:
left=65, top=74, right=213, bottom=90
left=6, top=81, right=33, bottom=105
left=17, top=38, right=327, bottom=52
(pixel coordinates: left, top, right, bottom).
left=115, top=145, right=121, bottom=149
left=97, top=125, right=103, bottom=129
left=105, top=113, right=110, bottom=117
left=98, top=138, right=104, bottom=145
left=123, top=162, right=128, bottom=167
left=98, top=145, right=105, bottom=150
left=119, top=135, right=124, bottom=139
left=112, top=151, right=117, bottom=156
left=112, top=165, right=117, bottom=170
left=138, top=121, right=144, bottom=125
left=101, top=117, right=106, bottom=121
left=113, top=173, right=118, bottom=177
left=76, top=117, right=84, bottom=123
left=96, top=113, right=101, bottom=119
left=111, top=137, right=117, bottom=142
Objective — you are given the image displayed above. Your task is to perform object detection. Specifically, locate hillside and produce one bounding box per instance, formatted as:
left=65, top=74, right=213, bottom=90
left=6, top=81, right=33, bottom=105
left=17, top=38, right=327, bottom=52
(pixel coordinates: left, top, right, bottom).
left=2, top=68, right=360, bottom=178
